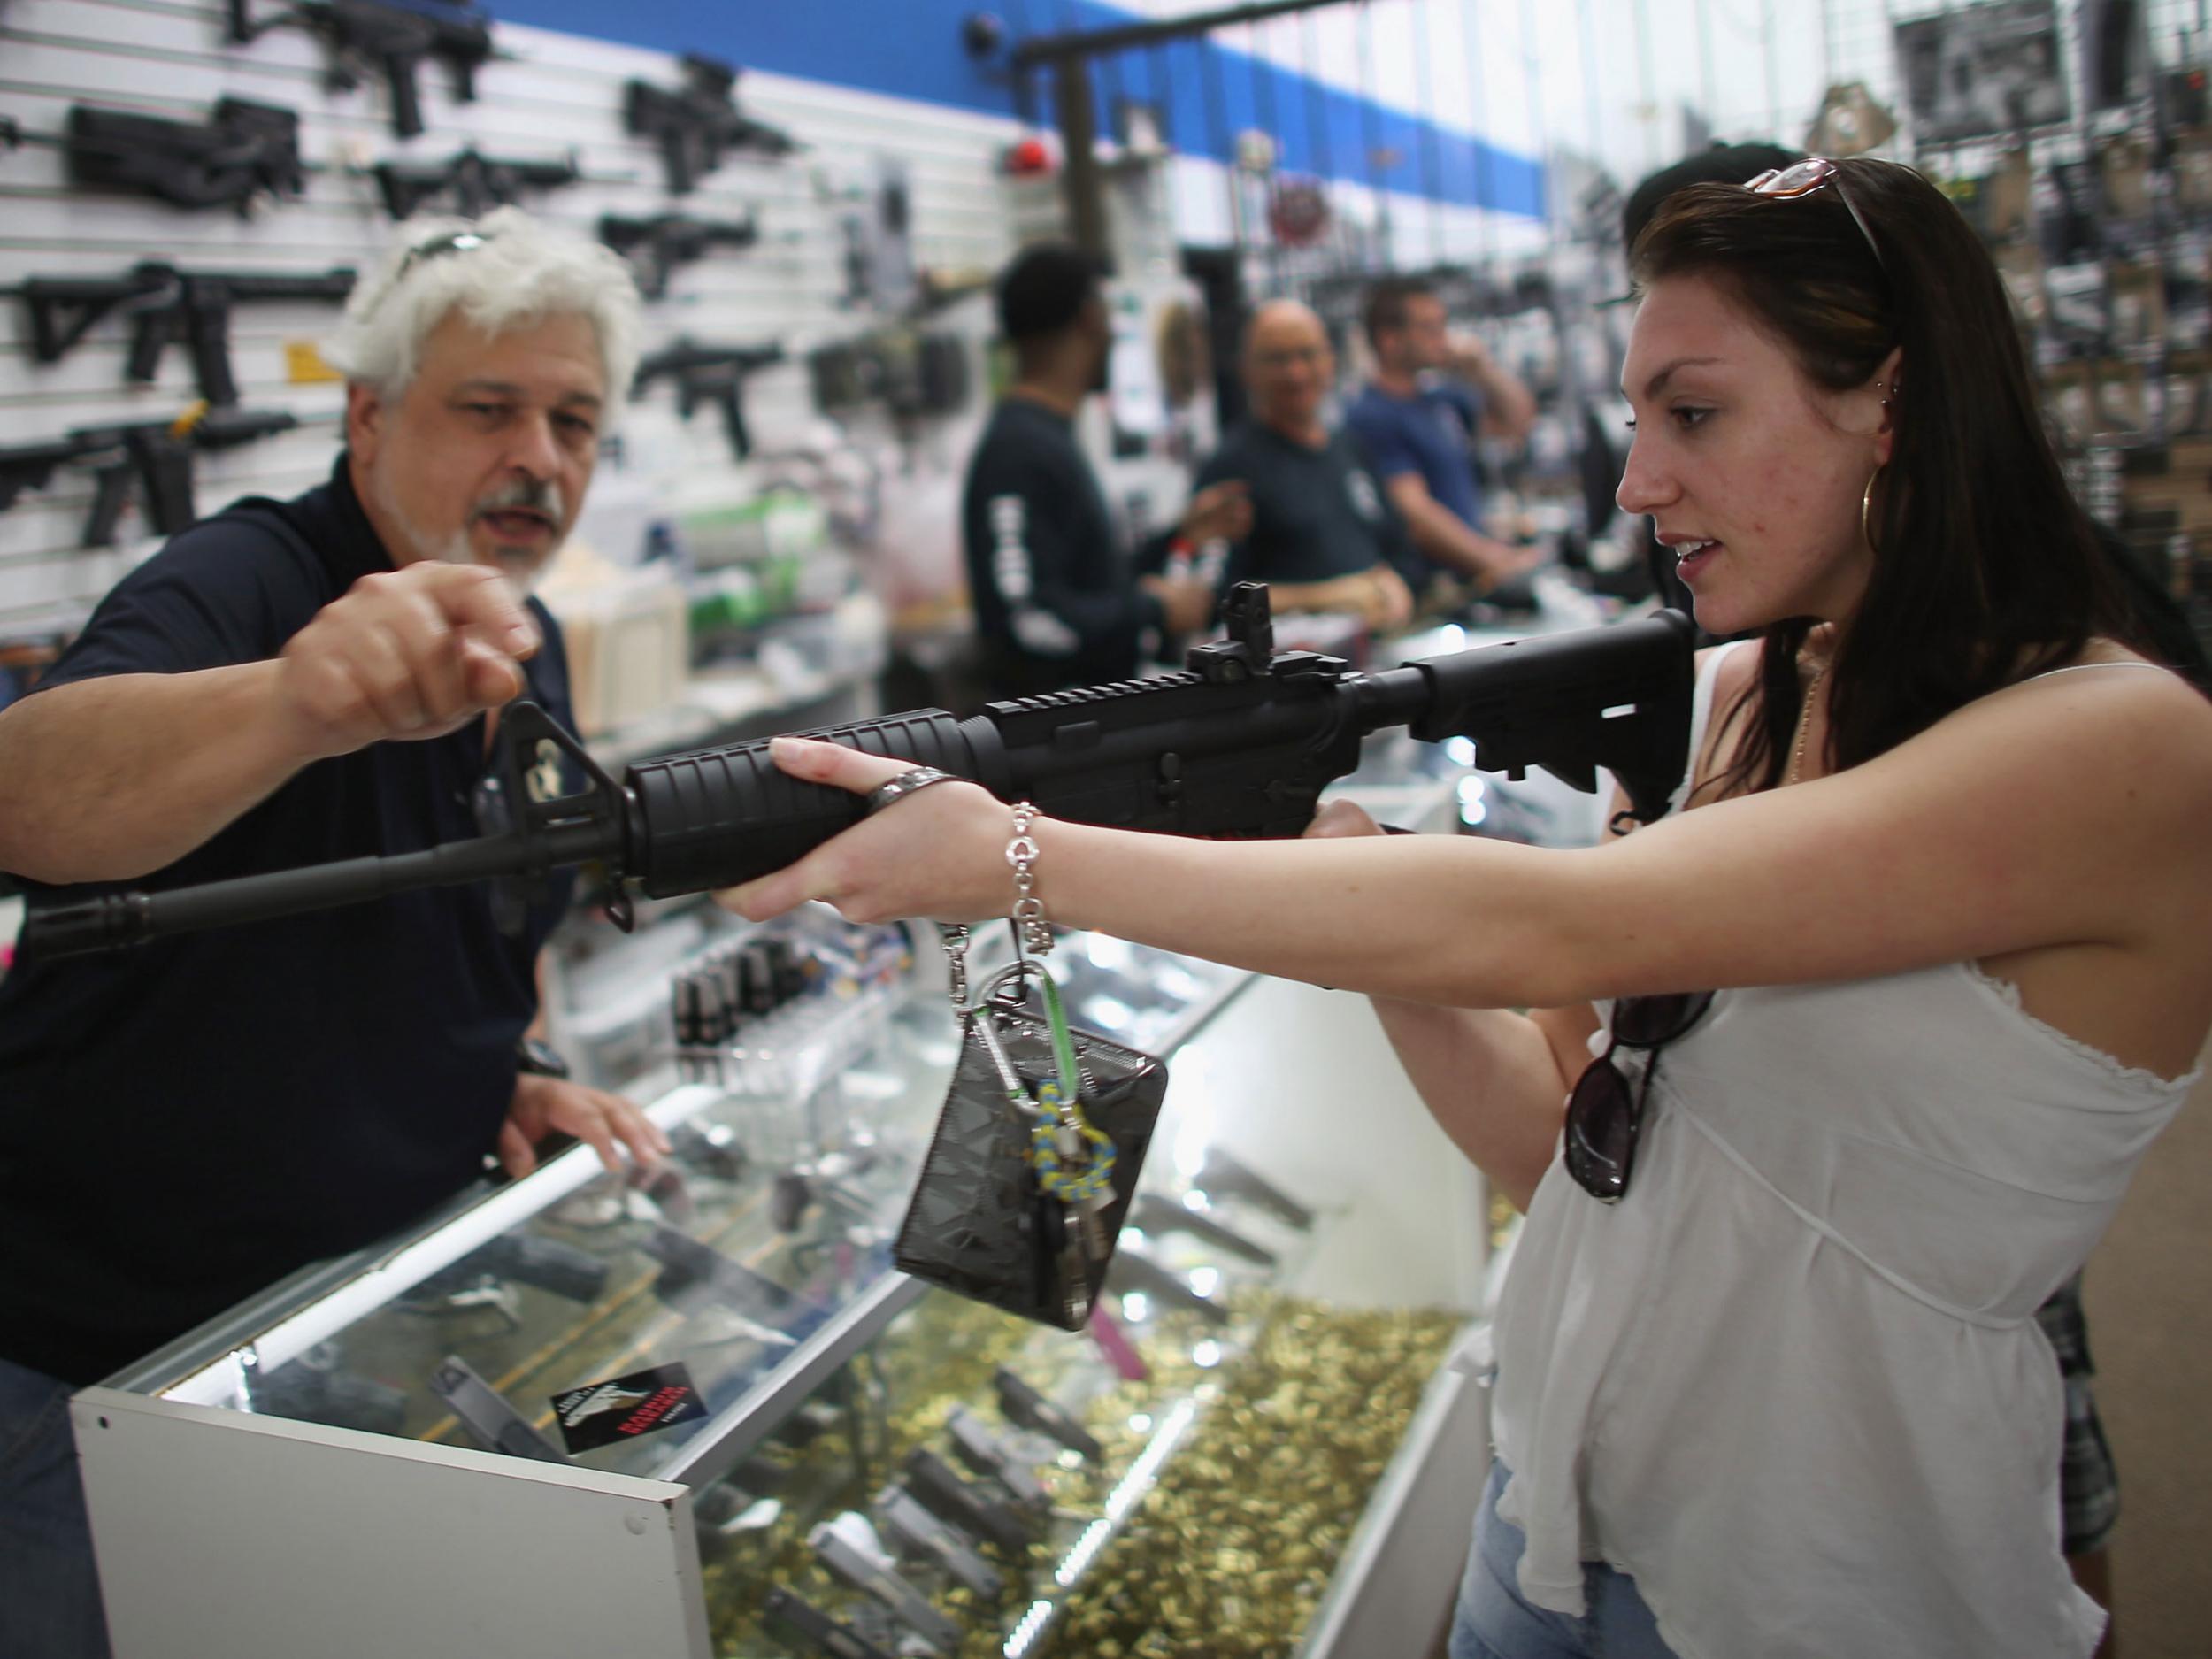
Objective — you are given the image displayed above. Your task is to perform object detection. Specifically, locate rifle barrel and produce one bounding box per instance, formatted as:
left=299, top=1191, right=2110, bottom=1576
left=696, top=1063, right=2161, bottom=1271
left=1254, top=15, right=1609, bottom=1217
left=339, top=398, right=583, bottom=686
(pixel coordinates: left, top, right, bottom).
left=21, top=818, right=616, bottom=958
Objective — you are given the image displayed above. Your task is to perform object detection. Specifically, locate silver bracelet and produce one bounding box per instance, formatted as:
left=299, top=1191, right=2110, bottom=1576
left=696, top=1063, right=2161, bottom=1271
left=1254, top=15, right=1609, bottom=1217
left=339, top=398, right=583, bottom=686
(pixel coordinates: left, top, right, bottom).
left=1006, top=802, right=1051, bottom=957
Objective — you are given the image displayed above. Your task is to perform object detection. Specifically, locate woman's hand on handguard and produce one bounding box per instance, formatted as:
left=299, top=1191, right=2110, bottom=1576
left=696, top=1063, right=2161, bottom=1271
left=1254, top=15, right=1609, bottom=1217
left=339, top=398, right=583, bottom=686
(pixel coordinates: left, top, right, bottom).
left=715, top=737, right=1012, bottom=926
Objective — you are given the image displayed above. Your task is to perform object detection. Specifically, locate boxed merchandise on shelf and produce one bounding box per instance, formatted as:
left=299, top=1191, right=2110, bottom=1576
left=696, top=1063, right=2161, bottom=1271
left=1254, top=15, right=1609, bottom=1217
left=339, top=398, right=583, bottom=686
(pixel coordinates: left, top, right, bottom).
left=536, top=548, right=692, bottom=740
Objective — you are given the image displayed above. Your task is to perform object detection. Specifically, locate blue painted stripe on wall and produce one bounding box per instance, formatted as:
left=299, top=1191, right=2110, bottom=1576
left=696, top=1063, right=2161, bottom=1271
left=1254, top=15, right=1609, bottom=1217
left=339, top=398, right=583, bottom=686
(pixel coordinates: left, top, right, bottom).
left=496, top=0, right=1543, bottom=219
left=1072, top=4, right=1543, bottom=219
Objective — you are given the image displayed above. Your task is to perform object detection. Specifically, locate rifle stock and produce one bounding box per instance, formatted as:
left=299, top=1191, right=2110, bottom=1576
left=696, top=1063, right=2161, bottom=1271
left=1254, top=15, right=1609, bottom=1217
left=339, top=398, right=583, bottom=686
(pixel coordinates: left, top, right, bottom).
left=60, top=98, right=305, bottom=215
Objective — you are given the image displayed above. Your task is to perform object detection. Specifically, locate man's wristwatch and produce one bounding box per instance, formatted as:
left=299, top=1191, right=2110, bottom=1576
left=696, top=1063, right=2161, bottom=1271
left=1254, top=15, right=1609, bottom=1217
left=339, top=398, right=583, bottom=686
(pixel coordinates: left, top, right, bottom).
left=517, top=1035, right=571, bottom=1080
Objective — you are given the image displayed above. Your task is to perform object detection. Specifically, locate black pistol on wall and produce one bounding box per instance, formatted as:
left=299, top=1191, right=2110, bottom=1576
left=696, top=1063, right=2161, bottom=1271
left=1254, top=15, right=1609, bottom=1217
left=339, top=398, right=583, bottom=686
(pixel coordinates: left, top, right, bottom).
left=632, top=338, right=786, bottom=460
left=624, top=54, right=798, bottom=195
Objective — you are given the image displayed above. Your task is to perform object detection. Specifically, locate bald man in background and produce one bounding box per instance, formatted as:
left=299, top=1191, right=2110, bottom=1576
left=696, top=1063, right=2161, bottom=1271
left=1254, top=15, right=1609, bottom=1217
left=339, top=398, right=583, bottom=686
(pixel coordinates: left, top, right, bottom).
left=1192, top=301, right=1419, bottom=633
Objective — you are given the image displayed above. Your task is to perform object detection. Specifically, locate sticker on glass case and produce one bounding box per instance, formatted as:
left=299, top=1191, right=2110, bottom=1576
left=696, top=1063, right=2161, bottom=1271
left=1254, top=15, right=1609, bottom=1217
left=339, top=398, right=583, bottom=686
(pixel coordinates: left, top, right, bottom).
left=549, top=1362, right=708, bottom=1453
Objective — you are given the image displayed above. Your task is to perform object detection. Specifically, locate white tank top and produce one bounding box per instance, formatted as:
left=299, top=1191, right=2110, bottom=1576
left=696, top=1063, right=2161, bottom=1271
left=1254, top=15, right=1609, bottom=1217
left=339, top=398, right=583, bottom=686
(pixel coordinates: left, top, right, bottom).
left=1491, top=643, right=2200, bottom=1659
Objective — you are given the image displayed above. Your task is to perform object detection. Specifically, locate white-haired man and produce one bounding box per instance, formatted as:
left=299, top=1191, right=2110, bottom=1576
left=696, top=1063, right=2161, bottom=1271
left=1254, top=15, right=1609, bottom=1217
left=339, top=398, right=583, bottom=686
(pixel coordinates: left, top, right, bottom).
left=0, top=210, right=664, bottom=1656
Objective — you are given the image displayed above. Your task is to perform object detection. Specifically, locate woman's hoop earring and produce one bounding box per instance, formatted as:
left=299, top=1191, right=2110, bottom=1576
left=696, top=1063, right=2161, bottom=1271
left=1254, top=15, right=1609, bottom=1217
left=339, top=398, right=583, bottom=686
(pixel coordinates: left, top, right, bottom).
left=1862, top=466, right=1884, bottom=553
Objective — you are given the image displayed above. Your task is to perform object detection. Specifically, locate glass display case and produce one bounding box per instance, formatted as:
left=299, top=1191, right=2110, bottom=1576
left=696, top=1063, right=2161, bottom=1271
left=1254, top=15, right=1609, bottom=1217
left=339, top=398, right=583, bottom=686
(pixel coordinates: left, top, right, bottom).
left=74, top=749, right=1495, bottom=1659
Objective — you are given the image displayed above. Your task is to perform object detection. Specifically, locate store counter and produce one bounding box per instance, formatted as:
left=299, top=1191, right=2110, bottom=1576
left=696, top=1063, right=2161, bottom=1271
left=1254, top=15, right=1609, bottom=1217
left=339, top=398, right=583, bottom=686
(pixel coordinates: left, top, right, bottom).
left=75, top=916, right=1491, bottom=1659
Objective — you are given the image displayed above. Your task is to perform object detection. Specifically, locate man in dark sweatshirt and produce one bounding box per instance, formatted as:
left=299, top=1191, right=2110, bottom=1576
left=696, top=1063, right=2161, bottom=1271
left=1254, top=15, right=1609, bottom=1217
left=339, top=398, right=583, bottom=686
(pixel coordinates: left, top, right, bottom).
left=962, top=242, right=1246, bottom=700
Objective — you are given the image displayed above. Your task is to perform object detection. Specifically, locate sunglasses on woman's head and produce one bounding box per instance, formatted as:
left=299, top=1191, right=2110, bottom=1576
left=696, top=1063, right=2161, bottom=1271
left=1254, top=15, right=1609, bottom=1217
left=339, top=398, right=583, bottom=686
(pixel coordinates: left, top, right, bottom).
left=1563, top=989, right=1716, bottom=1203
left=1744, top=157, right=1886, bottom=274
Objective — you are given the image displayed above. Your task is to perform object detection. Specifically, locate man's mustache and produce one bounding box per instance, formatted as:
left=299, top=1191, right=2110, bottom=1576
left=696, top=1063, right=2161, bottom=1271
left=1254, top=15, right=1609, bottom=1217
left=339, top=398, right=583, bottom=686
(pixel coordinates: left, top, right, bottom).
left=470, top=476, right=567, bottom=527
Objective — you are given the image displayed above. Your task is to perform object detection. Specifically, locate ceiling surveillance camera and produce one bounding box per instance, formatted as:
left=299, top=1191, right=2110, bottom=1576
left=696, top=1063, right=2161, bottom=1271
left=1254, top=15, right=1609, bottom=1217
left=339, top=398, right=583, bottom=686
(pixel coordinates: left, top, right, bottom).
left=962, top=12, right=1007, bottom=59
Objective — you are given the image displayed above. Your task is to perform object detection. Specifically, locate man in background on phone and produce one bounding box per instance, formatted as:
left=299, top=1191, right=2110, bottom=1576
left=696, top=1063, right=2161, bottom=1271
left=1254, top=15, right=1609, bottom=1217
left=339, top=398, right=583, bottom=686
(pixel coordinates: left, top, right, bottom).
left=1345, top=276, right=1545, bottom=597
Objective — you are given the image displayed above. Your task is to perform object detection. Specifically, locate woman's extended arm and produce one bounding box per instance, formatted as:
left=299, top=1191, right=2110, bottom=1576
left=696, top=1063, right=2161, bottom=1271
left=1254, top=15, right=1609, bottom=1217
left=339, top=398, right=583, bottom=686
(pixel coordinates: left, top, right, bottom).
left=725, top=664, right=2212, bottom=1073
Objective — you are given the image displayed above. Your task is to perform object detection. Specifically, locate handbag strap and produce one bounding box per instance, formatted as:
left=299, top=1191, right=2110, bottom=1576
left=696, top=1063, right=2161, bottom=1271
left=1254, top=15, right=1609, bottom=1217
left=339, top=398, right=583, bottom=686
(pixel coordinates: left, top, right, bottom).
left=936, top=924, right=1115, bottom=1203
left=1031, top=968, right=1083, bottom=1110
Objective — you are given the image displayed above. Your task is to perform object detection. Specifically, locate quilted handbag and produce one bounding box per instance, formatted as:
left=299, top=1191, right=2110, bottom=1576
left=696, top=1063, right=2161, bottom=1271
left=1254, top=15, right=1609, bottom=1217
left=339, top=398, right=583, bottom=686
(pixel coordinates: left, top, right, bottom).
left=893, top=949, right=1167, bottom=1332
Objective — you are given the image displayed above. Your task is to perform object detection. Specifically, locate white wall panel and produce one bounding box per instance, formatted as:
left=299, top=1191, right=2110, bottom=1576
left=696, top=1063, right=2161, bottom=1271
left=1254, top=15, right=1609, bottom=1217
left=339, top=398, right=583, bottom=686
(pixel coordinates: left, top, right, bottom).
left=0, top=0, right=1028, bottom=638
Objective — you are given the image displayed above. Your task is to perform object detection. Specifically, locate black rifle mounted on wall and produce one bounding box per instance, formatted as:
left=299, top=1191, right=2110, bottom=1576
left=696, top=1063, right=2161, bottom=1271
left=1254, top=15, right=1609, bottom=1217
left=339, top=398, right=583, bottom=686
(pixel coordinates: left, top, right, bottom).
left=0, top=100, right=308, bottom=216
left=598, top=212, right=761, bottom=300
left=372, top=148, right=588, bottom=220
left=227, top=0, right=497, bottom=139
left=632, top=339, right=787, bottom=460
left=0, top=406, right=309, bottom=548
left=18, top=589, right=1697, bottom=962
left=12, top=265, right=357, bottom=406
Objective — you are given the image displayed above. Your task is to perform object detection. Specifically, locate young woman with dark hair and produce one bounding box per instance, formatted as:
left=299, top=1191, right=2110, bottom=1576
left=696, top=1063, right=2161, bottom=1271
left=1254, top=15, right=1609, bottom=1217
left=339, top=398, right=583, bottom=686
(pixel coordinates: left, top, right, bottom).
left=1635, top=158, right=2153, bottom=797
left=1632, top=153, right=2207, bottom=1659
left=722, top=158, right=2212, bottom=1657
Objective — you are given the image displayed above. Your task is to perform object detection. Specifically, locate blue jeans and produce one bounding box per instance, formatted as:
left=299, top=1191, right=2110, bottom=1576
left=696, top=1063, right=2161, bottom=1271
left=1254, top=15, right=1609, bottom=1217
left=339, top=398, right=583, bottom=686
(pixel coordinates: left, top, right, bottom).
left=0, top=1357, right=111, bottom=1659
left=1450, top=1462, right=1680, bottom=1659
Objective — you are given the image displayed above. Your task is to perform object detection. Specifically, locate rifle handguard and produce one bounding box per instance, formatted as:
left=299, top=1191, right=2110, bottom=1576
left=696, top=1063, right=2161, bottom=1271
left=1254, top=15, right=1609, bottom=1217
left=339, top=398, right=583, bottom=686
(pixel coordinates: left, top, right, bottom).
left=629, top=710, right=979, bottom=896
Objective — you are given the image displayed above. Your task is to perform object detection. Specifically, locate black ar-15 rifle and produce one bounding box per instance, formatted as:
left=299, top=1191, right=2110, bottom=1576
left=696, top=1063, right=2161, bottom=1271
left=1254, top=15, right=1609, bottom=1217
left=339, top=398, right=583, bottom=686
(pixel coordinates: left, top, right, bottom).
left=0, top=409, right=305, bottom=548
left=625, top=54, right=799, bottom=195
left=632, top=338, right=786, bottom=459
left=14, top=264, right=357, bottom=406
left=0, top=438, right=91, bottom=516
left=7, top=99, right=309, bottom=216
left=227, top=0, right=496, bottom=139
left=71, top=408, right=304, bottom=547
left=599, top=211, right=761, bottom=300
left=18, top=588, right=1695, bottom=963
left=373, top=147, right=582, bottom=220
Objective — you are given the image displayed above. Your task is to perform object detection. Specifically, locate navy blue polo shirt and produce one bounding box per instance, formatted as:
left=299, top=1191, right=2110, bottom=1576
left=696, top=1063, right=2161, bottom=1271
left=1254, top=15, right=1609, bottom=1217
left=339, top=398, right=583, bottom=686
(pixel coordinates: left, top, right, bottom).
left=1344, top=380, right=1486, bottom=530
left=0, top=457, right=575, bottom=1385
left=1346, top=381, right=1487, bottom=589
left=1194, top=419, right=1425, bottom=594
